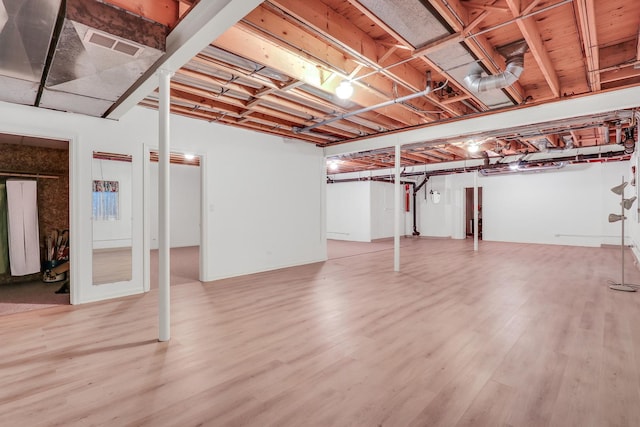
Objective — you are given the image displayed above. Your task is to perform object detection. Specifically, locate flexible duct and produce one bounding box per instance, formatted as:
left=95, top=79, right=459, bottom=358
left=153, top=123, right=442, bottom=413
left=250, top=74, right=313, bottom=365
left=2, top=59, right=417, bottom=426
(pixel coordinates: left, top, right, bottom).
left=464, top=40, right=528, bottom=92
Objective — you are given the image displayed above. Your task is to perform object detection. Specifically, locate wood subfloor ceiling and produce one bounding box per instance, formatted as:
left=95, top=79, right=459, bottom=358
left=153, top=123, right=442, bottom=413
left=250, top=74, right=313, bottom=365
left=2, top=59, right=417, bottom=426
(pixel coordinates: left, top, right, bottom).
left=1, top=239, right=639, bottom=426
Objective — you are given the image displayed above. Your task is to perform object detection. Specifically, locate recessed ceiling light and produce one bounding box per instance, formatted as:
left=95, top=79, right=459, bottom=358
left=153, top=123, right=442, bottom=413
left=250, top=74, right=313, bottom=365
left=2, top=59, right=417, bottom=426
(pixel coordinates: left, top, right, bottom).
left=335, top=80, right=354, bottom=100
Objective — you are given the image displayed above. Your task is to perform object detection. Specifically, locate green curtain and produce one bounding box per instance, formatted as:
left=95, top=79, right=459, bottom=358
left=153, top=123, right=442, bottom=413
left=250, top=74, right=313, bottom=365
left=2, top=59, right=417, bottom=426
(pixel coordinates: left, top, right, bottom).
left=0, top=180, right=8, bottom=275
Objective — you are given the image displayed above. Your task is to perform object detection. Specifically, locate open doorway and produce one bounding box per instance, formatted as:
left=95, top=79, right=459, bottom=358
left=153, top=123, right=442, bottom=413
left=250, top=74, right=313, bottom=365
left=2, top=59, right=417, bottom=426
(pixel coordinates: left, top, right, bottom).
left=465, top=187, right=483, bottom=240
left=147, top=151, right=202, bottom=289
left=0, top=133, right=70, bottom=315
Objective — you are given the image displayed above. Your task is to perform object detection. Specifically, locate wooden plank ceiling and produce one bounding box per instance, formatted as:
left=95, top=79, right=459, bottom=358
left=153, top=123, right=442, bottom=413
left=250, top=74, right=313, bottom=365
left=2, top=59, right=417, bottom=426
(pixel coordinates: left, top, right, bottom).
left=132, top=0, right=640, bottom=172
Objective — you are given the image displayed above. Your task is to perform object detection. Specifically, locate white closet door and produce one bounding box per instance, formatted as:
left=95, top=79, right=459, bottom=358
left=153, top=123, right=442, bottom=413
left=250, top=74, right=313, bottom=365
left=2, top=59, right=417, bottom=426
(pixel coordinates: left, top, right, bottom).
left=7, top=180, right=40, bottom=276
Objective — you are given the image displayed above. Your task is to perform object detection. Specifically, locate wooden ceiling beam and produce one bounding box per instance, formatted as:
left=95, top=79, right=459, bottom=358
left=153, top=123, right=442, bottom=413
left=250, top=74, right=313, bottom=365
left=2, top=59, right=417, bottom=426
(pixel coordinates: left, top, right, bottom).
left=214, top=25, right=428, bottom=127
left=190, top=55, right=282, bottom=91
left=101, top=0, right=179, bottom=27
left=410, top=148, right=453, bottom=162
left=463, top=1, right=510, bottom=12
left=425, top=0, right=524, bottom=104
left=255, top=0, right=441, bottom=122
left=246, top=105, right=360, bottom=139
left=170, top=81, right=247, bottom=110
left=574, top=0, right=600, bottom=92
left=169, top=89, right=244, bottom=116
left=401, top=152, right=432, bottom=164
left=285, top=88, right=402, bottom=130
left=431, top=149, right=456, bottom=161
left=241, top=6, right=354, bottom=75
left=441, top=145, right=469, bottom=159
left=268, top=0, right=467, bottom=118
left=175, top=68, right=257, bottom=97
left=173, top=82, right=363, bottom=140
left=169, top=86, right=348, bottom=141
left=351, top=157, right=393, bottom=168
left=600, top=67, right=640, bottom=85
left=505, top=0, right=561, bottom=98
left=637, top=26, right=640, bottom=62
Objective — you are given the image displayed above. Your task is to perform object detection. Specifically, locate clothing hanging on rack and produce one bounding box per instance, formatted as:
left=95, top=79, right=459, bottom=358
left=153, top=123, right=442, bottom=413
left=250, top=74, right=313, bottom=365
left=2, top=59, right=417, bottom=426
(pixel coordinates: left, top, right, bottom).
left=6, top=180, right=40, bottom=276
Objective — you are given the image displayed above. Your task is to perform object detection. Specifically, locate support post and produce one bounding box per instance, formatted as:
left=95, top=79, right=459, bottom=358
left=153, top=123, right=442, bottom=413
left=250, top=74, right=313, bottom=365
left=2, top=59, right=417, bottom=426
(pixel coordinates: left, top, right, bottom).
left=394, top=144, right=401, bottom=271
left=158, top=69, right=172, bottom=342
left=473, top=172, right=479, bottom=251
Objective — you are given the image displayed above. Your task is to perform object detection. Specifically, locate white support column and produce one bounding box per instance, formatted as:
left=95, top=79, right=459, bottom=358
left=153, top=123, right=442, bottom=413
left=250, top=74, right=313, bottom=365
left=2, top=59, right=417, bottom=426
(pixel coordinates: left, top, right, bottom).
left=394, top=144, right=401, bottom=272
left=158, top=69, right=172, bottom=342
left=473, top=172, right=479, bottom=251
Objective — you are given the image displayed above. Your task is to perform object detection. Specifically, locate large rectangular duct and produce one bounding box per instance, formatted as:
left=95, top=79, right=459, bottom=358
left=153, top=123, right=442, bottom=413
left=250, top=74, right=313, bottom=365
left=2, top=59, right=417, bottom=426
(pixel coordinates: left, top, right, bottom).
left=0, top=0, right=61, bottom=105
left=39, top=0, right=167, bottom=116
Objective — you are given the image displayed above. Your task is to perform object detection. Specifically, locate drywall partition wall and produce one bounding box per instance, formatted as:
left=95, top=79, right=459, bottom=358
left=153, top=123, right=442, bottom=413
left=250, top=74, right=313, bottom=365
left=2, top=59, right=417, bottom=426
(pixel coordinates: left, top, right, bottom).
left=149, top=162, right=200, bottom=249
left=371, top=181, right=400, bottom=240
left=419, top=174, right=455, bottom=238
left=326, top=180, right=410, bottom=242
left=482, top=162, right=625, bottom=246
left=202, top=129, right=325, bottom=281
left=91, top=158, right=133, bottom=249
left=0, top=101, right=326, bottom=303
left=416, top=161, right=629, bottom=247
left=327, top=181, right=371, bottom=241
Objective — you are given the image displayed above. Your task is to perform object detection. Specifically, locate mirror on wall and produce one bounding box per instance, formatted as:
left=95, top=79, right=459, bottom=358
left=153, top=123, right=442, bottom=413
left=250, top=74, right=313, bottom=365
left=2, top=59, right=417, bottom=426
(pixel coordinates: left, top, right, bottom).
left=92, top=152, right=132, bottom=285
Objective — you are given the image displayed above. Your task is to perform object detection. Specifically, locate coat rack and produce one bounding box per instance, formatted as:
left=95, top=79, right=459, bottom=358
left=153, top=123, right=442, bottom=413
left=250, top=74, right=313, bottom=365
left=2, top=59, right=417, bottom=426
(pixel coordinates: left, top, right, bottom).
left=608, top=177, right=637, bottom=292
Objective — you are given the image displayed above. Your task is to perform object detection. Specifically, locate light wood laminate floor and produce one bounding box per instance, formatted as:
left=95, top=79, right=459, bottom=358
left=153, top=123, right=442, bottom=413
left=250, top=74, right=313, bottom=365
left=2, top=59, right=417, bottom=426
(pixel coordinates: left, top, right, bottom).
left=1, top=238, right=640, bottom=426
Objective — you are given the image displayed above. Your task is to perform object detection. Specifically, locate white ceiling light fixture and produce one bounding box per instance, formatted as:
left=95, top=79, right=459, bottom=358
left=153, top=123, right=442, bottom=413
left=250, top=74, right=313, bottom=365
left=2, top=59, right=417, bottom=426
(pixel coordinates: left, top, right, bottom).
left=328, top=160, right=339, bottom=170
left=467, top=141, right=480, bottom=153
left=335, top=80, right=354, bottom=100
left=184, top=153, right=195, bottom=160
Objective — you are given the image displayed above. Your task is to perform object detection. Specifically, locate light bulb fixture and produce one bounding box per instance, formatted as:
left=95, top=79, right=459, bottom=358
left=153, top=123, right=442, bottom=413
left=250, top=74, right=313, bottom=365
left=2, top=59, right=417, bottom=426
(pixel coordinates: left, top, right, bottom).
left=509, top=162, right=520, bottom=171
left=608, top=213, right=624, bottom=223
left=335, top=80, right=354, bottom=100
left=328, top=160, right=339, bottom=171
left=622, top=196, right=637, bottom=210
left=467, top=141, right=479, bottom=153
left=184, top=153, right=195, bottom=160
left=610, top=181, right=628, bottom=195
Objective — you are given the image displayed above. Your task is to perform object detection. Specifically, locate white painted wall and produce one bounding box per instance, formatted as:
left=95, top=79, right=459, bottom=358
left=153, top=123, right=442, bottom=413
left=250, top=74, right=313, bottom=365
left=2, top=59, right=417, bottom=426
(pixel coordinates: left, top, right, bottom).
left=91, top=158, right=133, bottom=249
left=326, top=181, right=371, bottom=241
left=0, top=101, right=326, bottom=304
left=149, top=162, right=200, bottom=249
left=416, top=161, right=629, bottom=247
left=624, top=150, right=640, bottom=263
left=326, top=180, right=407, bottom=242
left=371, top=181, right=399, bottom=240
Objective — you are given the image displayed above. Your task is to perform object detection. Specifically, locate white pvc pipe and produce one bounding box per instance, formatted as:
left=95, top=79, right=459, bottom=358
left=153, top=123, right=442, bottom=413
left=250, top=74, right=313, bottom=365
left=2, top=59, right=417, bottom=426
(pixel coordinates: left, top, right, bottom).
left=158, top=69, right=172, bottom=342
left=473, top=172, right=479, bottom=251
left=394, top=144, right=401, bottom=272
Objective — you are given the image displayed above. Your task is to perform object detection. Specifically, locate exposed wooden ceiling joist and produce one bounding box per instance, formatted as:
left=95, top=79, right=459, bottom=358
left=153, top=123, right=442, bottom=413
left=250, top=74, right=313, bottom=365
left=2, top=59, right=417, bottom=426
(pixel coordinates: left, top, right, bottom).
left=505, top=0, right=561, bottom=98
left=574, top=0, right=601, bottom=91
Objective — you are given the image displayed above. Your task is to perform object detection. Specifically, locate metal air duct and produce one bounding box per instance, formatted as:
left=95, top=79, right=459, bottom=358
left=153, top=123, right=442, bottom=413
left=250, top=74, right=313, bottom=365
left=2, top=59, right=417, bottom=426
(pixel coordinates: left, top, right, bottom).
left=39, top=0, right=167, bottom=116
left=0, top=0, right=62, bottom=105
left=464, top=40, right=528, bottom=93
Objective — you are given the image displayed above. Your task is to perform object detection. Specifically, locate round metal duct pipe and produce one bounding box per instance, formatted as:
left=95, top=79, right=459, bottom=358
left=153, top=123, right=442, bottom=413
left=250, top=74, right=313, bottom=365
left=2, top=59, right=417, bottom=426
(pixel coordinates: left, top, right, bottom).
left=464, top=40, right=528, bottom=93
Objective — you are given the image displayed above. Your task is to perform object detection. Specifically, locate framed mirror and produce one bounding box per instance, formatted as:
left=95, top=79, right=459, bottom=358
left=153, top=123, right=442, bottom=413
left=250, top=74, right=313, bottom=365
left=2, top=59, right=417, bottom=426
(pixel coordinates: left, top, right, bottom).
left=92, top=152, right=132, bottom=285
